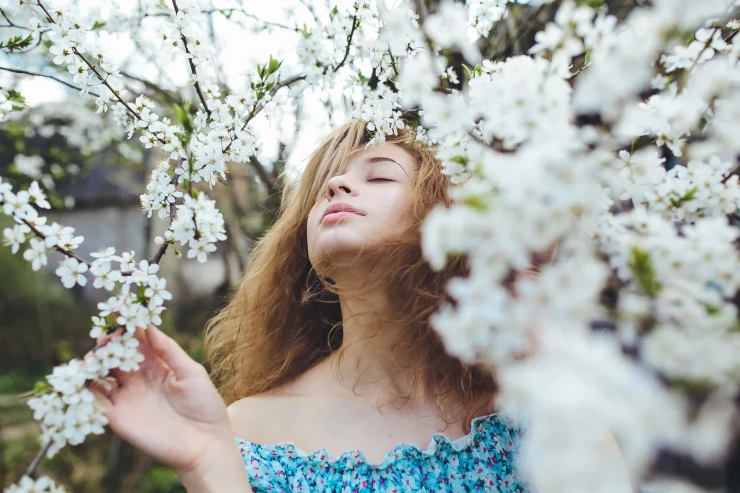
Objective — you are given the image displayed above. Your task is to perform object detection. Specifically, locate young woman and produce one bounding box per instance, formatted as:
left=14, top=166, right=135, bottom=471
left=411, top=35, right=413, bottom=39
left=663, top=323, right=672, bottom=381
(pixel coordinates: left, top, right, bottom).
left=91, top=120, right=530, bottom=492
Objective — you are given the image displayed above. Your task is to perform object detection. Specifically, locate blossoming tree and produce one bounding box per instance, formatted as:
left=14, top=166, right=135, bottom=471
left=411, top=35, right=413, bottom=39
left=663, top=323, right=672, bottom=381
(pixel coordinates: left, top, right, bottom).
left=1, top=0, right=740, bottom=491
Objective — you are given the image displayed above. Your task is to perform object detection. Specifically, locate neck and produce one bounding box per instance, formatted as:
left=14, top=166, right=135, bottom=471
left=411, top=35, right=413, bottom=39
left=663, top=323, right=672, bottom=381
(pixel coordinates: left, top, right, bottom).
left=319, top=276, right=430, bottom=405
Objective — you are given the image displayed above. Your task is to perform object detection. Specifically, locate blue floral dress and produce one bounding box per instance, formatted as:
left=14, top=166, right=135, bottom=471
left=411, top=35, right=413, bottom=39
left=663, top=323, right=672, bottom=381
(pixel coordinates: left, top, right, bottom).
left=233, top=412, right=531, bottom=492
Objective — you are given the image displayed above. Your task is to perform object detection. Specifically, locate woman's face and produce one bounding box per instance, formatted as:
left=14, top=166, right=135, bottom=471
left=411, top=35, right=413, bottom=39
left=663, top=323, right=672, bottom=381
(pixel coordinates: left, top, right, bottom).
left=307, top=143, right=417, bottom=273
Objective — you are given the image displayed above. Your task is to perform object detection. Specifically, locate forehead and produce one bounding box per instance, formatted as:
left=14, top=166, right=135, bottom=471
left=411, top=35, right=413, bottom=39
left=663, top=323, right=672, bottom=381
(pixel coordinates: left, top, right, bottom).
left=347, top=143, right=416, bottom=173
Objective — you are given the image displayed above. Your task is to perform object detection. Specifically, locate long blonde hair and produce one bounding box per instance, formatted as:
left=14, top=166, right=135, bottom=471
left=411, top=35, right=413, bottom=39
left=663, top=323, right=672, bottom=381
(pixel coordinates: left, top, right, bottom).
left=204, top=120, right=496, bottom=430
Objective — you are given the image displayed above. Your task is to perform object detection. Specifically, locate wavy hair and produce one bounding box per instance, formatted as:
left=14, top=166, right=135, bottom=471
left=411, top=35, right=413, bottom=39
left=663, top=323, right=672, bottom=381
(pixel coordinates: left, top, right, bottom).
left=204, top=120, right=496, bottom=431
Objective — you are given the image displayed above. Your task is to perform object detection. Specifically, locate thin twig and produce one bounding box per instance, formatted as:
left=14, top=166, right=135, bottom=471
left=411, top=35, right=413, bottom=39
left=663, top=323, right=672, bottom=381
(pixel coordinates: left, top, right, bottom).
left=0, top=200, right=92, bottom=267
left=120, top=71, right=182, bottom=105
left=36, top=1, right=141, bottom=122
left=211, top=8, right=296, bottom=31
left=0, top=7, right=31, bottom=30
left=722, top=165, right=739, bottom=184
left=297, top=0, right=320, bottom=25
left=333, top=11, right=359, bottom=73
left=141, top=8, right=297, bottom=31
left=151, top=242, right=170, bottom=264
left=222, top=74, right=306, bottom=154
left=0, top=65, right=100, bottom=97
left=171, top=0, right=212, bottom=118
left=248, top=155, right=276, bottom=190
left=22, top=440, right=52, bottom=480
left=677, top=26, right=722, bottom=94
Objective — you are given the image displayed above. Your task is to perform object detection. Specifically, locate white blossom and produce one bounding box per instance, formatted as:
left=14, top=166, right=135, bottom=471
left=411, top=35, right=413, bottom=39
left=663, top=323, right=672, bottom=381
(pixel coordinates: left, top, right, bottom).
left=3, top=475, right=64, bottom=493
left=23, top=237, right=48, bottom=271
left=55, top=257, right=89, bottom=288
left=3, top=223, right=30, bottom=254
left=90, top=260, right=122, bottom=291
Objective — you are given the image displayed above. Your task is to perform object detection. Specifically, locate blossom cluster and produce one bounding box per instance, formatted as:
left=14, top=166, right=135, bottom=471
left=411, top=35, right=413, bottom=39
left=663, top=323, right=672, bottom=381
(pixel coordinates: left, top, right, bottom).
left=4, top=475, right=63, bottom=493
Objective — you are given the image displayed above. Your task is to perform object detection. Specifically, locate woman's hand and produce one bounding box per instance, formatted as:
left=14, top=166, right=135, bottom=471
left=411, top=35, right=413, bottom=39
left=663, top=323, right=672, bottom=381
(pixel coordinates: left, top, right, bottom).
left=88, top=325, right=238, bottom=479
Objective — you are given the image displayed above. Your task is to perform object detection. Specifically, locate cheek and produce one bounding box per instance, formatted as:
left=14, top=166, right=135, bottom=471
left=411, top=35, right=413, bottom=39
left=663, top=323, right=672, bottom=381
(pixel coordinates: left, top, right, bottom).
left=385, top=189, right=414, bottom=226
left=306, top=208, right=321, bottom=245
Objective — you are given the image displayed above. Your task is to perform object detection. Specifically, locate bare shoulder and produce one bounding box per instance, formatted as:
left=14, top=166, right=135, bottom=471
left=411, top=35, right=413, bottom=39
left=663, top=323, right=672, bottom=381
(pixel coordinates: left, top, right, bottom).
left=227, top=392, right=290, bottom=442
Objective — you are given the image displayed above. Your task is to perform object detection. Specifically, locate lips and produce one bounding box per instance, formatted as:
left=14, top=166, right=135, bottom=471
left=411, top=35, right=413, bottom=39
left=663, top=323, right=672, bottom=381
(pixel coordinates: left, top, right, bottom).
left=321, top=202, right=362, bottom=223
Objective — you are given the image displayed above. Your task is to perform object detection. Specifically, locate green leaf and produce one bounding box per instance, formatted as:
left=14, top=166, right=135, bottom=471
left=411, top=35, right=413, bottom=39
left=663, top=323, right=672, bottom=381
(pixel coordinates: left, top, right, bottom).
left=668, top=186, right=698, bottom=208
left=704, top=304, right=721, bottom=315
left=464, top=195, right=489, bottom=211
left=0, top=34, right=34, bottom=53
left=627, top=246, right=661, bottom=297
left=267, top=55, right=282, bottom=75
left=172, top=101, right=194, bottom=137
left=91, top=20, right=106, bottom=30
left=462, top=64, right=473, bottom=79
left=6, top=89, right=25, bottom=103
left=461, top=63, right=483, bottom=81
left=33, top=380, right=49, bottom=393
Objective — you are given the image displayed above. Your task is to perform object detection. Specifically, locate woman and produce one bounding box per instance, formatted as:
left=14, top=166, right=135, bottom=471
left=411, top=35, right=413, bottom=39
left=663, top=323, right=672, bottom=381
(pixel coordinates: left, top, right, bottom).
left=91, top=120, right=530, bottom=492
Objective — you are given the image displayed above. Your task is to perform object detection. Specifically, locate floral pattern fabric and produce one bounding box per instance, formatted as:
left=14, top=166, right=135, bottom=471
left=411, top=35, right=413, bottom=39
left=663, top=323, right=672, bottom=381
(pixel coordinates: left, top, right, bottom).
left=234, top=412, right=531, bottom=492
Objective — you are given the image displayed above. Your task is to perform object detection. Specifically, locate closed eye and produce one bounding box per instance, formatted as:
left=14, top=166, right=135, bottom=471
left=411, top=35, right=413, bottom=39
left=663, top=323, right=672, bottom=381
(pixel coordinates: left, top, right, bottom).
left=368, top=178, right=394, bottom=183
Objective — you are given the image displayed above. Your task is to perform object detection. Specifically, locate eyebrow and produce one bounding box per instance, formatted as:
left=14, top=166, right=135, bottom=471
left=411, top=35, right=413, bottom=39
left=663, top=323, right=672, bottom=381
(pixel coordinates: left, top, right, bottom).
left=365, top=156, right=408, bottom=175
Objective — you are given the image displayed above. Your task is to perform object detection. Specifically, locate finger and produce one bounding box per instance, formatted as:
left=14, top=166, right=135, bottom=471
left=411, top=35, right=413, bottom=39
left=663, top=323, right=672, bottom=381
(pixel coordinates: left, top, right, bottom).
left=144, top=325, right=198, bottom=380
left=89, top=381, right=115, bottom=413
left=95, top=325, right=123, bottom=346
left=90, top=328, right=137, bottom=384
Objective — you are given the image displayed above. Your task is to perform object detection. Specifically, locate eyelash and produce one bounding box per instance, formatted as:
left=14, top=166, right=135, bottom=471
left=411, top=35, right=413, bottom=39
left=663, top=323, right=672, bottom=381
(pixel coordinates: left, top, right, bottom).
left=369, top=178, right=394, bottom=183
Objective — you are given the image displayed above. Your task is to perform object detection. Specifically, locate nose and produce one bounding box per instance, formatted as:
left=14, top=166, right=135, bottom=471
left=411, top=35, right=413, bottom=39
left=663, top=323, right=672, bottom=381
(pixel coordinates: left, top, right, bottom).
left=326, top=173, right=354, bottom=199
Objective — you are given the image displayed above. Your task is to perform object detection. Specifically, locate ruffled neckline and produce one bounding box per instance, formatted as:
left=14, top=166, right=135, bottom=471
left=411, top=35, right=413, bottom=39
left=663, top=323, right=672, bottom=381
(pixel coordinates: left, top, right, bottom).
left=234, top=411, right=512, bottom=471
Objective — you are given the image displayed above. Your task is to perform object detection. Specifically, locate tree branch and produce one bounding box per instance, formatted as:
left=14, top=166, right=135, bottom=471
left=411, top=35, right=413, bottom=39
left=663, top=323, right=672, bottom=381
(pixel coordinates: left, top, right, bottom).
left=120, top=71, right=182, bottom=106
left=36, top=1, right=143, bottom=123
left=0, top=200, right=92, bottom=267
left=248, top=155, right=277, bottom=191
left=23, top=440, right=52, bottom=480
left=0, top=65, right=100, bottom=97
left=0, top=7, right=31, bottom=30
left=222, top=74, right=306, bottom=154
left=333, top=11, right=359, bottom=72
left=171, top=0, right=212, bottom=118
left=141, top=8, right=297, bottom=31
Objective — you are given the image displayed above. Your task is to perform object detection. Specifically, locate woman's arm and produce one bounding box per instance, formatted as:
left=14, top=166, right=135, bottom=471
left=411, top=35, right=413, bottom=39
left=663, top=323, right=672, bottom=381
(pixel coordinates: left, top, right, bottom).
left=176, top=436, right=253, bottom=493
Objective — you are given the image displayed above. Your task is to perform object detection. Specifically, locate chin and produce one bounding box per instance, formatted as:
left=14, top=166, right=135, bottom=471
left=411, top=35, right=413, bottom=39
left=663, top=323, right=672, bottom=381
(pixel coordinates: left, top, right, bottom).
left=310, top=235, right=378, bottom=269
